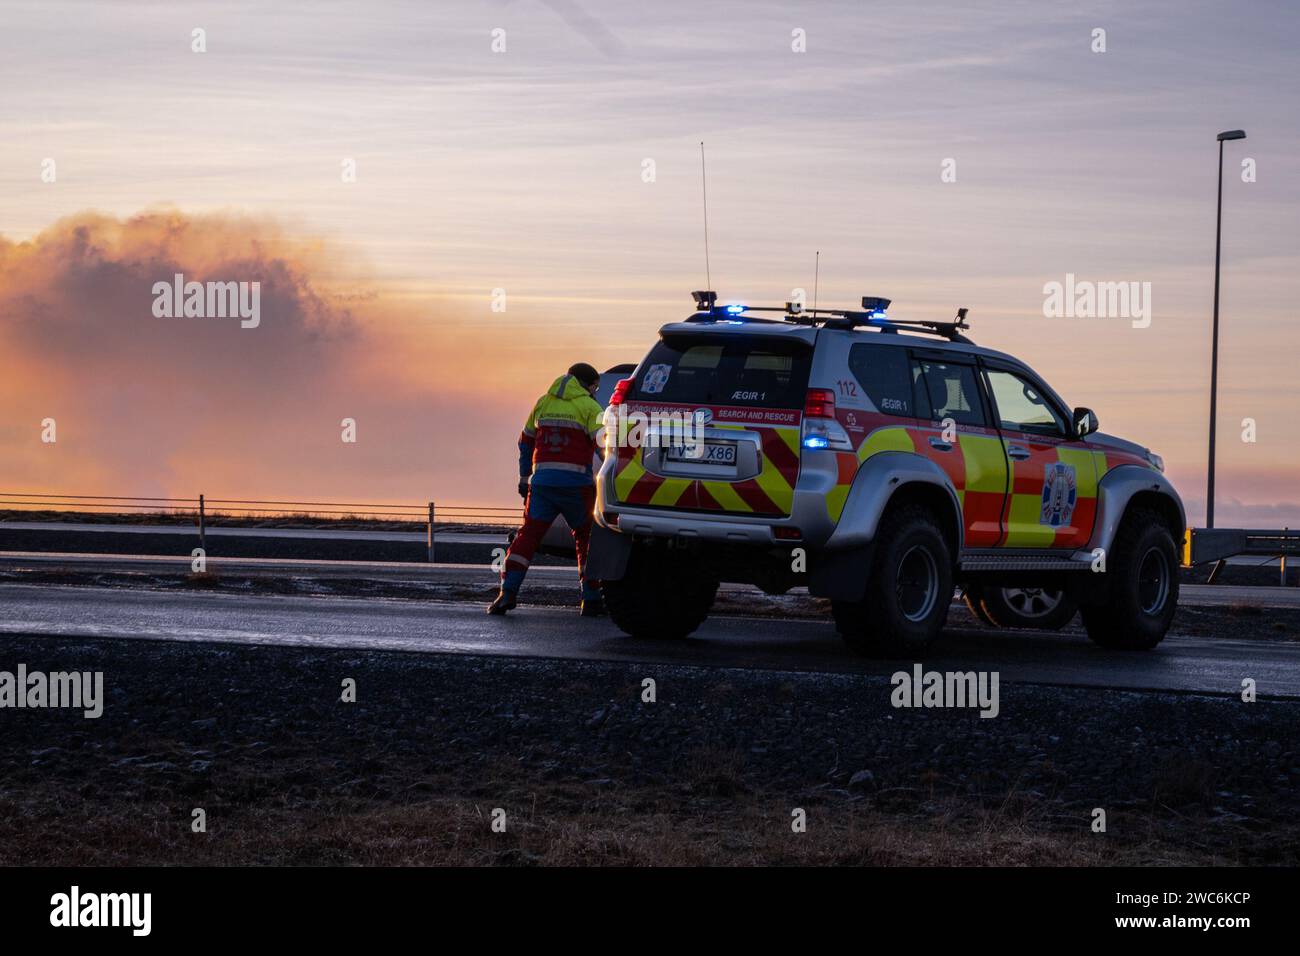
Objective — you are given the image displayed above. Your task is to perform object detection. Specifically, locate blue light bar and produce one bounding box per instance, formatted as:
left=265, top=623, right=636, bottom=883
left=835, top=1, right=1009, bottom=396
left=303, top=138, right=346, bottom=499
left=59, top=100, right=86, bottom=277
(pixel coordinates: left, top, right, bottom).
left=724, top=304, right=746, bottom=315
left=802, top=434, right=830, bottom=450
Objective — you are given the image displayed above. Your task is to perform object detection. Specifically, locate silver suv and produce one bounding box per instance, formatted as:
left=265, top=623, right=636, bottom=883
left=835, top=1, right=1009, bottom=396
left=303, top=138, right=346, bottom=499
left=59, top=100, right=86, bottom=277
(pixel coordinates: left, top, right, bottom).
left=588, top=293, right=1185, bottom=657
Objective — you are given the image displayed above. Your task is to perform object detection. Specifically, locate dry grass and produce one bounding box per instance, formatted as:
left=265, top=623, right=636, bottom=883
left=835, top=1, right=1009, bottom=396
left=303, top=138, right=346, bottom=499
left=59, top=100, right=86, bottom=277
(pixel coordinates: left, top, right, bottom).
left=1150, top=756, right=1218, bottom=810
left=0, top=783, right=1205, bottom=867
left=2, top=744, right=1249, bottom=868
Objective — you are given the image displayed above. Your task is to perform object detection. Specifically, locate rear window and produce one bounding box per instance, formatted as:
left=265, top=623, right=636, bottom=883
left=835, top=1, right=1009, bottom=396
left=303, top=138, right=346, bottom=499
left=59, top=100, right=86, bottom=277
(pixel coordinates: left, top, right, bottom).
left=631, top=335, right=811, bottom=409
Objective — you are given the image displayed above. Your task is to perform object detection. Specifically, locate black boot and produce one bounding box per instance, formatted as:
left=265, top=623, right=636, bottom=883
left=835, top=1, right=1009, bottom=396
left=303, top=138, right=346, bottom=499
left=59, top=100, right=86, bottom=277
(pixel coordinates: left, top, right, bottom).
left=487, top=589, right=518, bottom=615
left=580, top=596, right=605, bottom=617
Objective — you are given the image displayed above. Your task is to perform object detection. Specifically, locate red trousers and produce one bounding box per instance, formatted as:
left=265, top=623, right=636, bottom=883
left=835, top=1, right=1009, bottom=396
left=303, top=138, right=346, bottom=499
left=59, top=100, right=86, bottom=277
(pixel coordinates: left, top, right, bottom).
left=501, top=483, right=599, bottom=599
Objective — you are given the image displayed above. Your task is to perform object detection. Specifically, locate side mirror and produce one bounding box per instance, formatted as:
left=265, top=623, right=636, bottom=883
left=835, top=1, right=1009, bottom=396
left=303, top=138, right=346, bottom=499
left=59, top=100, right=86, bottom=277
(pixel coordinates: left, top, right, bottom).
left=1073, top=407, right=1099, bottom=437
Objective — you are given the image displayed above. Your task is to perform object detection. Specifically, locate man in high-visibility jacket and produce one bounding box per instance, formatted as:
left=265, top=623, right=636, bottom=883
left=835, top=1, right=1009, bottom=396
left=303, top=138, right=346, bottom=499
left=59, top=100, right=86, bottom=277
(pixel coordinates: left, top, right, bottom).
left=489, top=362, right=606, bottom=616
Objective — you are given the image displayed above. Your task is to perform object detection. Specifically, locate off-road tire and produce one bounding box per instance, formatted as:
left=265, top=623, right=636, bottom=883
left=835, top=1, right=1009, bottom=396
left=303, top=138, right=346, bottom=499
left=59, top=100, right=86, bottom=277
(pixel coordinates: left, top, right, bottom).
left=1079, top=508, right=1178, bottom=650
left=832, top=504, right=953, bottom=657
left=961, top=585, right=998, bottom=627
left=602, top=545, right=718, bottom=639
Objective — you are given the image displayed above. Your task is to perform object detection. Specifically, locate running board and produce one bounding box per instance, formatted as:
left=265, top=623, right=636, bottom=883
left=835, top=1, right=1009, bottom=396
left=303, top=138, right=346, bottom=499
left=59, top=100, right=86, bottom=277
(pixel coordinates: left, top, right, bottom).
left=960, top=550, right=1094, bottom=572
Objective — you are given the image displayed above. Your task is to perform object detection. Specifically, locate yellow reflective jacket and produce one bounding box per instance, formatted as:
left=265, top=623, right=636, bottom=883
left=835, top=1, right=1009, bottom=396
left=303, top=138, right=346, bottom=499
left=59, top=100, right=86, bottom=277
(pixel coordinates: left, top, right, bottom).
left=519, top=374, right=604, bottom=485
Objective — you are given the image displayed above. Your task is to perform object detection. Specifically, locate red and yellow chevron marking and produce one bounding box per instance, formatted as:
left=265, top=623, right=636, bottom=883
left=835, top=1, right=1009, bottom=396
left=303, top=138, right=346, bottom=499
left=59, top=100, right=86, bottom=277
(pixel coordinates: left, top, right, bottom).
left=1005, top=444, right=1149, bottom=547
left=610, top=419, right=801, bottom=517
left=824, top=424, right=913, bottom=523
left=825, top=419, right=1007, bottom=547
left=950, top=432, right=1008, bottom=547
left=999, top=442, right=1098, bottom=548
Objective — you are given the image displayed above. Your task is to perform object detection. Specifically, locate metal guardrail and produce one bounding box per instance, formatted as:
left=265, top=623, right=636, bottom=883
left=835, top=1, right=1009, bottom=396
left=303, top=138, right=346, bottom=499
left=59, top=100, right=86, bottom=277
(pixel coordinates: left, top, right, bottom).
left=7, top=495, right=1297, bottom=582
left=1184, top=526, right=1299, bottom=585
left=0, top=492, right=521, bottom=563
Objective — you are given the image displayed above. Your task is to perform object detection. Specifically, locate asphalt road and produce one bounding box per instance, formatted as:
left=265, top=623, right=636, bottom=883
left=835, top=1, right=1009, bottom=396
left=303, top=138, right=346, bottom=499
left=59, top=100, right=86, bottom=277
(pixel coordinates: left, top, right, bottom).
left=1, top=582, right=1296, bottom=697
left=2, top=550, right=1298, bottom=607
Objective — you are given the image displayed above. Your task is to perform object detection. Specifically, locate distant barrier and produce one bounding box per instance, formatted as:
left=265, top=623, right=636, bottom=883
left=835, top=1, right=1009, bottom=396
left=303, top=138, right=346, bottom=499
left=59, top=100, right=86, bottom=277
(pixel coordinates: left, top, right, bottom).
left=13, top=495, right=1294, bottom=583
left=0, top=492, right=521, bottom=563
left=1185, top=526, right=1299, bottom=585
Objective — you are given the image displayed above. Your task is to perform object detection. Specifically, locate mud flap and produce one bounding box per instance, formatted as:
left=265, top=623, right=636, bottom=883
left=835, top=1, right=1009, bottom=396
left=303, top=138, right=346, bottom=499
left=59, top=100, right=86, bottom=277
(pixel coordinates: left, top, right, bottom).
left=807, top=544, right=874, bottom=602
left=586, top=524, right=633, bottom=582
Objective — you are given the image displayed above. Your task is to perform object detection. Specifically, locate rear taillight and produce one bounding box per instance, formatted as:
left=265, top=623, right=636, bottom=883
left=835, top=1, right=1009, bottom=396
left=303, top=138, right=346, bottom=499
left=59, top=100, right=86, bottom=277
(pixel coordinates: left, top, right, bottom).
left=801, top=387, right=853, bottom=451
left=609, top=377, right=633, bottom=407
left=804, top=388, right=835, bottom=418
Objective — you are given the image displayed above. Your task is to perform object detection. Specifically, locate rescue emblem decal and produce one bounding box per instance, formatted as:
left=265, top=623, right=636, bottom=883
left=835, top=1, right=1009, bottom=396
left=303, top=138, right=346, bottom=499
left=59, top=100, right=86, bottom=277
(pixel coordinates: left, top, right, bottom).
left=642, top=364, right=672, bottom=394
left=1040, top=461, right=1077, bottom=528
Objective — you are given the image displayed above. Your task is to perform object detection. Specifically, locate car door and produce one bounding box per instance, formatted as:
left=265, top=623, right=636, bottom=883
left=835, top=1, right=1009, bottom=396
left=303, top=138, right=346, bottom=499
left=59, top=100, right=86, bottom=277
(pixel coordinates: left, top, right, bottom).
left=981, top=363, right=1098, bottom=549
left=909, top=351, right=1008, bottom=549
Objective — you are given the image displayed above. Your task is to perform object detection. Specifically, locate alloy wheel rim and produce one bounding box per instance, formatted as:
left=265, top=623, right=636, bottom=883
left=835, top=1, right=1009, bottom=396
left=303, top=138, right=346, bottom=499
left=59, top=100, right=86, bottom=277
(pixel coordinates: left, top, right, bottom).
left=1137, top=547, right=1171, bottom=615
left=897, top=545, right=939, bottom=622
left=1002, top=587, right=1064, bottom=619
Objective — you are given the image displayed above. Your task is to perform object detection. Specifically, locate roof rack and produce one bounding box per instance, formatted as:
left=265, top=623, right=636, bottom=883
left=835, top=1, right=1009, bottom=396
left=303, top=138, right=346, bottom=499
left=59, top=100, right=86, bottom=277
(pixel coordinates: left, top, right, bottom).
left=685, top=291, right=973, bottom=343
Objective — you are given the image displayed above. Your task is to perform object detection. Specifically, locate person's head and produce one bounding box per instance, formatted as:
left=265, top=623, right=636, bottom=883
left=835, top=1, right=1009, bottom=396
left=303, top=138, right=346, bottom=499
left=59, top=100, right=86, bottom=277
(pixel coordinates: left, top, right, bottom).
left=568, top=362, right=600, bottom=396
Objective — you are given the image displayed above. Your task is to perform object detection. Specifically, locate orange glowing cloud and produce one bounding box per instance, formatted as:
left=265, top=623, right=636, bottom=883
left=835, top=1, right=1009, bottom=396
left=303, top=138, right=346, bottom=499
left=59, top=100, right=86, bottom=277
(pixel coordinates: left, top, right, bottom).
left=0, top=209, right=528, bottom=508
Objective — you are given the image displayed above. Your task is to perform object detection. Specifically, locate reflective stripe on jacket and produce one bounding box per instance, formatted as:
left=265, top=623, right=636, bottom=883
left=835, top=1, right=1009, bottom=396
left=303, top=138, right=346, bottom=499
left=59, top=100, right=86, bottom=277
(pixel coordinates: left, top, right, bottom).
left=518, top=374, right=604, bottom=483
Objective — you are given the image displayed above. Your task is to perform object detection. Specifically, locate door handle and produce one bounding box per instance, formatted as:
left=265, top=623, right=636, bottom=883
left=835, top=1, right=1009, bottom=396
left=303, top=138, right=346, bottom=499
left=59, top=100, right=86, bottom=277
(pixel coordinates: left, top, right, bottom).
left=927, top=437, right=953, bottom=451
left=1007, top=445, right=1031, bottom=460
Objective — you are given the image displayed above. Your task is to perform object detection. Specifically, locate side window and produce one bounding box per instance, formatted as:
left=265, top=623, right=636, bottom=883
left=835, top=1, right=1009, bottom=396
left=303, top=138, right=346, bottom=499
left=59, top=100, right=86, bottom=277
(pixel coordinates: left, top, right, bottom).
left=985, top=369, right=1068, bottom=436
left=909, top=361, right=932, bottom=420
left=848, top=345, right=914, bottom=417
left=914, top=360, right=986, bottom=427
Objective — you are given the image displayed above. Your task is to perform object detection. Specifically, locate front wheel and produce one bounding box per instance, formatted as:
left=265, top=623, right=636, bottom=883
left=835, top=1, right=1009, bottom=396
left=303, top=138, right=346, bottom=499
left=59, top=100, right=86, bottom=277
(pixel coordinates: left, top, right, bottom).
left=1079, top=509, right=1178, bottom=650
left=833, top=504, right=953, bottom=657
left=602, top=544, right=718, bottom=640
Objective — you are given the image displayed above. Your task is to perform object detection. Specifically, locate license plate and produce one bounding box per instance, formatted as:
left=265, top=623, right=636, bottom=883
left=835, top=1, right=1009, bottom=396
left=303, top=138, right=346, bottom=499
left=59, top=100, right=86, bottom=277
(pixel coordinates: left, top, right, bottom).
left=665, top=441, right=737, bottom=465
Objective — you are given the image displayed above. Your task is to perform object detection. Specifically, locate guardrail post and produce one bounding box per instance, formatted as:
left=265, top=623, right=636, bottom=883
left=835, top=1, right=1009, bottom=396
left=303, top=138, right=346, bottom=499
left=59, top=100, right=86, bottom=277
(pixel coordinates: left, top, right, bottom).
left=198, top=493, right=206, bottom=553
left=427, top=501, right=435, bottom=564
left=1206, top=559, right=1224, bottom=584
left=1282, top=527, right=1289, bottom=587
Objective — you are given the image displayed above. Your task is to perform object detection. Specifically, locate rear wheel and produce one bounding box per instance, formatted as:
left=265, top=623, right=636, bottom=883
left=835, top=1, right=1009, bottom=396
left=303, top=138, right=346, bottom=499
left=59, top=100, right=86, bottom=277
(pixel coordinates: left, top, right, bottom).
left=602, top=544, right=718, bottom=639
left=967, top=585, right=1078, bottom=630
left=832, top=504, right=953, bottom=657
left=1079, top=508, right=1178, bottom=650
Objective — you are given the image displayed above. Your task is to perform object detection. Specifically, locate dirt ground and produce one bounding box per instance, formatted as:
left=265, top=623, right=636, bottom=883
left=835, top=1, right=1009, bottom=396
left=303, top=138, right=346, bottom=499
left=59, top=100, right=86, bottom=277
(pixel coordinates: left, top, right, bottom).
left=1, top=633, right=1296, bottom=866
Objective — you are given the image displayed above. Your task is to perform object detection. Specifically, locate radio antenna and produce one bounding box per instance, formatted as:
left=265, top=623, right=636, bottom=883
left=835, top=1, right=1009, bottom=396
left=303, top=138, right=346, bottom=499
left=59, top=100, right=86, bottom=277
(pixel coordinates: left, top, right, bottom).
left=813, top=250, right=820, bottom=314
left=700, top=141, right=711, bottom=290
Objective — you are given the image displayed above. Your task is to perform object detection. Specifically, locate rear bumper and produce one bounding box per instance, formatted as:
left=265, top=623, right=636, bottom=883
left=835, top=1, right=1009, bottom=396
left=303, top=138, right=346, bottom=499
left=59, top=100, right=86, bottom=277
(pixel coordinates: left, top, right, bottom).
left=593, top=446, right=844, bottom=548
left=595, top=509, right=785, bottom=545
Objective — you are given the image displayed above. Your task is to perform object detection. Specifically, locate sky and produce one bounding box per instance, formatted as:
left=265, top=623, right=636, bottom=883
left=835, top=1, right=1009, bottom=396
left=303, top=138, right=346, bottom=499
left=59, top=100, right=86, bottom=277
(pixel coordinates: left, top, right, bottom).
left=1, top=0, right=1298, bottom=523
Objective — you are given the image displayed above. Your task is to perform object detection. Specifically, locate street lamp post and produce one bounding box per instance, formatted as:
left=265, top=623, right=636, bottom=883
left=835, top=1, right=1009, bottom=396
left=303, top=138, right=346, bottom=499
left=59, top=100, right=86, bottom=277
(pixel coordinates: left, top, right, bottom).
left=1207, top=128, right=1246, bottom=529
